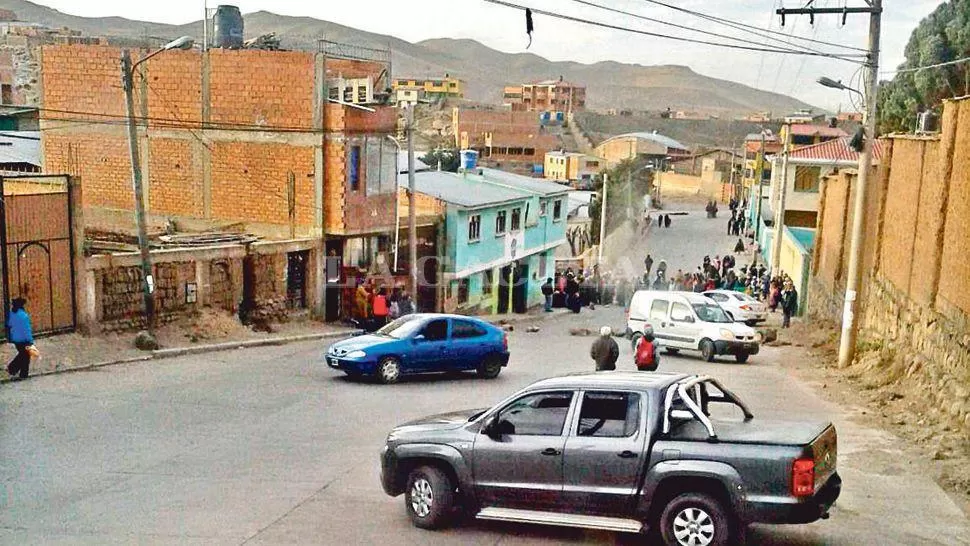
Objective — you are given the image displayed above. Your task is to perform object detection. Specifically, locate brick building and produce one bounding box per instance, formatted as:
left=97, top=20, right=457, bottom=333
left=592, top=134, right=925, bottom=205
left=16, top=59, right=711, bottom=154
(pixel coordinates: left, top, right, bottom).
left=503, top=77, right=586, bottom=113
left=39, top=44, right=399, bottom=323
left=452, top=108, right=560, bottom=176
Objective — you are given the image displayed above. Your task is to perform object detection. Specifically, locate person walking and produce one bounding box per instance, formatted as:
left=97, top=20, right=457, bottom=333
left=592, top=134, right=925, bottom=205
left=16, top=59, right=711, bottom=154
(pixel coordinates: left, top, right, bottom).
left=541, top=277, right=554, bottom=312
left=6, top=297, right=34, bottom=380
left=644, top=254, right=654, bottom=277
left=397, top=292, right=415, bottom=316
left=590, top=326, right=620, bottom=371
left=781, top=280, right=798, bottom=328
left=727, top=216, right=735, bottom=235
left=634, top=327, right=661, bottom=371
left=372, top=287, right=389, bottom=327
left=664, top=214, right=671, bottom=228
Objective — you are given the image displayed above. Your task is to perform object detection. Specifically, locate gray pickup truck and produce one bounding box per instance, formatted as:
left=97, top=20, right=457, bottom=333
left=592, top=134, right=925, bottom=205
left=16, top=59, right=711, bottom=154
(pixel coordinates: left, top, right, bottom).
left=381, top=371, right=841, bottom=546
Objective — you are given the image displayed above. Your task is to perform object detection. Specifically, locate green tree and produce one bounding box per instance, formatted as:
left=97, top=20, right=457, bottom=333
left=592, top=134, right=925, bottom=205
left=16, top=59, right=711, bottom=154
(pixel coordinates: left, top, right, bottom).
left=878, top=0, right=970, bottom=133
left=420, top=149, right=460, bottom=172
left=589, top=159, right=654, bottom=244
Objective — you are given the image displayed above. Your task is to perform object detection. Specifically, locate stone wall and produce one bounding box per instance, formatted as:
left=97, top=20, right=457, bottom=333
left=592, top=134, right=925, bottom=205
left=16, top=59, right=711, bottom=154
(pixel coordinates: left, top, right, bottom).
left=85, top=239, right=322, bottom=333
left=808, top=97, right=970, bottom=436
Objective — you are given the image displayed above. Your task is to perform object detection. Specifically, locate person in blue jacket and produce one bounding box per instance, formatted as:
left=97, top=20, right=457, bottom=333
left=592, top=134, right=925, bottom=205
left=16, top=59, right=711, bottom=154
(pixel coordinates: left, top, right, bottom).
left=6, top=297, right=33, bottom=379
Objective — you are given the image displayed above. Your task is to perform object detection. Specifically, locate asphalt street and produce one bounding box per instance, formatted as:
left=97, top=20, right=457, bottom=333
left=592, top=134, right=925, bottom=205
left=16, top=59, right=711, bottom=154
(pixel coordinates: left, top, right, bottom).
left=0, top=205, right=967, bottom=545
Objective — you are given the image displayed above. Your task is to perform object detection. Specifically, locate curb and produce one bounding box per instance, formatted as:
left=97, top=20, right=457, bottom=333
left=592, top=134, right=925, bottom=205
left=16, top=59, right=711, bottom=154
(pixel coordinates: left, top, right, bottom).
left=1, top=330, right=357, bottom=384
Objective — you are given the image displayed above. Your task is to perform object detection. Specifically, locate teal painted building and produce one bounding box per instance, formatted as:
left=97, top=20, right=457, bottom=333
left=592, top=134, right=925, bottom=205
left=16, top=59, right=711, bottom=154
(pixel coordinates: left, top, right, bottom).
left=404, top=168, right=568, bottom=314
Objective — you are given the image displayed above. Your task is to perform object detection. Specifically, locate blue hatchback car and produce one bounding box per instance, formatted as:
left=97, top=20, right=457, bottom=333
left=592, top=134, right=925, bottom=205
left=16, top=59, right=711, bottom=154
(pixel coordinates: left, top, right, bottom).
left=325, top=314, right=510, bottom=384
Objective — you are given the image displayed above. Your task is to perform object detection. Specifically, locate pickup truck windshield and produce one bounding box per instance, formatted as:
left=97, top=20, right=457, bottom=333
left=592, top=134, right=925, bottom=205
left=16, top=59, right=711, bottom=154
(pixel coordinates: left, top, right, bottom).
left=692, top=304, right=733, bottom=323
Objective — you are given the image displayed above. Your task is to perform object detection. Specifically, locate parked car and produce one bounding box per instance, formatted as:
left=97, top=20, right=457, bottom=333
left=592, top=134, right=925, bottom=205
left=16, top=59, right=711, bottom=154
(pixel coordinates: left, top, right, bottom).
left=626, top=290, right=760, bottom=363
left=381, top=372, right=841, bottom=546
left=325, top=314, right=510, bottom=383
left=703, top=290, right=767, bottom=325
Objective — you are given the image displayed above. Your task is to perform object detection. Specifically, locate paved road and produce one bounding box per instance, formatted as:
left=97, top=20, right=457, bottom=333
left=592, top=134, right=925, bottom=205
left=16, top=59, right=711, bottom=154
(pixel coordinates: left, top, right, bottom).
left=1, top=204, right=967, bottom=545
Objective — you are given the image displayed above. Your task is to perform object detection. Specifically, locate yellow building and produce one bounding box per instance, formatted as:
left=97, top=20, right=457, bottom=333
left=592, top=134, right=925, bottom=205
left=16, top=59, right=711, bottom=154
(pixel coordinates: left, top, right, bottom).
left=544, top=151, right=602, bottom=185
left=593, top=132, right=690, bottom=168
left=392, top=75, right=464, bottom=101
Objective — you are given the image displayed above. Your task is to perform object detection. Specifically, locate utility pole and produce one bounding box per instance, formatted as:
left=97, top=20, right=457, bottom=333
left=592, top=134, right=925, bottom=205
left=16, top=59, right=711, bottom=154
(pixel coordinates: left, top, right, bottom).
left=753, top=130, right=766, bottom=266
left=406, top=105, right=418, bottom=300
left=598, top=173, right=608, bottom=265
left=777, top=0, right=882, bottom=368
left=626, top=168, right=632, bottom=221
left=772, top=123, right=792, bottom=275
left=122, top=50, right=156, bottom=335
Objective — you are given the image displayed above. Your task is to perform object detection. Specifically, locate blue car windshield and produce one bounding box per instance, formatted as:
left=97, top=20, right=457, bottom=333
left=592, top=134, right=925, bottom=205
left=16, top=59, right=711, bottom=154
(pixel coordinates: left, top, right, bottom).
left=377, top=315, right=424, bottom=339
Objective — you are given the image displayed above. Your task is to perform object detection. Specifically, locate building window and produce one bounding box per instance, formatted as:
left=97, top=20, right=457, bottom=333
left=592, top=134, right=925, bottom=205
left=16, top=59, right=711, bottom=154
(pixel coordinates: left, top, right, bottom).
left=539, top=201, right=548, bottom=217
left=495, top=210, right=507, bottom=235
left=794, top=166, right=821, bottom=192
left=328, top=87, right=339, bottom=101
left=349, top=145, right=361, bottom=191
left=482, top=270, right=493, bottom=295
left=553, top=199, right=563, bottom=221
left=468, top=214, right=481, bottom=242
left=511, top=208, right=522, bottom=231
left=457, top=278, right=470, bottom=305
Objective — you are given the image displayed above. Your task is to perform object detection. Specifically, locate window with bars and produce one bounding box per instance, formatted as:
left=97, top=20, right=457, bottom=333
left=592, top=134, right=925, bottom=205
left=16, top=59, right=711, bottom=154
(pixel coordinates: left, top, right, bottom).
left=495, top=210, right=507, bottom=235
left=468, top=214, right=482, bottom=242
left=511, top=208, right=522, bottom=231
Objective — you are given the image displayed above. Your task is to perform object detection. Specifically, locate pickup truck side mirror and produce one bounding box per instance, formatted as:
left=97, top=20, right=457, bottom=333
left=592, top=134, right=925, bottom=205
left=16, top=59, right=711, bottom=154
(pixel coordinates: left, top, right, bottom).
left=483, top=416, right=514, bottom=440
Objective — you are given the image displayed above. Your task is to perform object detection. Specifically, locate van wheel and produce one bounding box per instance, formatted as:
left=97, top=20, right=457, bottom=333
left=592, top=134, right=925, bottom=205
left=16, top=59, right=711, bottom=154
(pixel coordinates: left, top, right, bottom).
left=700, top=339, right=716, bottom=362
left=735, top=353, right=750, bottom=364
left=659, top=492, right=732, bottom=546
left=630, top=332, right=643, bottom=351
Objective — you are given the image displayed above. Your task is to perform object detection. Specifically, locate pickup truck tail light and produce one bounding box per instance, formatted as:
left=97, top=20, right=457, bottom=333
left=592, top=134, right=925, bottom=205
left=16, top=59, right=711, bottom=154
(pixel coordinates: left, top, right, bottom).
left=792, top=458, right=815, bottom=497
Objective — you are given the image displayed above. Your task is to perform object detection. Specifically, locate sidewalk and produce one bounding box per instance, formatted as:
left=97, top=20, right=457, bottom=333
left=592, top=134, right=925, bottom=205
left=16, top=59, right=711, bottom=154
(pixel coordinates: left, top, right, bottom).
left=2, top=307, right=574, bottom=383
left=1, top=309, right=355, bottom=383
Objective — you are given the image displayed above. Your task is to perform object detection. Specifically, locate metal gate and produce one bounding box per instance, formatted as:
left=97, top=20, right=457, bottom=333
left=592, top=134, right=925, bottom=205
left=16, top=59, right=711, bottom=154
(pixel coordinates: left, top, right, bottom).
left=0, top=175, right=76, bottom=336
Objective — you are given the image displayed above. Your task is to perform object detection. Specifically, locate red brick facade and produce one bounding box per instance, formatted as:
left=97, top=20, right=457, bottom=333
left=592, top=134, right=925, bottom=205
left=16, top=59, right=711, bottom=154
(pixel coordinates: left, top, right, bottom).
left=40, top=45, right=397, bottom=239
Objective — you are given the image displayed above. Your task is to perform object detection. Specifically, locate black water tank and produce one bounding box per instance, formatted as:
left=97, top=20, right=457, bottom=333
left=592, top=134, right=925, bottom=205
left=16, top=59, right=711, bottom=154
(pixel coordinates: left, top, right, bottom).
left=213, top=5, right=244, bottom=49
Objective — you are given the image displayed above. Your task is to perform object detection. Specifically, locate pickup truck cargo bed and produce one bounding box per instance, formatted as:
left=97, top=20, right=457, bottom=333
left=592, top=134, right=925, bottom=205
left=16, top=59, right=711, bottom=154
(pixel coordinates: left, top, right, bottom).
left=670, top=418, right=831, bottom=446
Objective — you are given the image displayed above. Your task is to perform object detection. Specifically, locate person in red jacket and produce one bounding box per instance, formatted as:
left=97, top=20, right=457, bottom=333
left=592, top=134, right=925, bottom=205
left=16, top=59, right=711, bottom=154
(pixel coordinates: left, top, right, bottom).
left=372, top=286, right=390, bottom=326
left=634, top=328, right=661, bottom=372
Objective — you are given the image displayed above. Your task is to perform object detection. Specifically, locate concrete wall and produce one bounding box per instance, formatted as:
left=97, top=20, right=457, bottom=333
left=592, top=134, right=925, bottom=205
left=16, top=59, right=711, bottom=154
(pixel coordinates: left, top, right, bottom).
left=808, top=98, right=970, bottom=436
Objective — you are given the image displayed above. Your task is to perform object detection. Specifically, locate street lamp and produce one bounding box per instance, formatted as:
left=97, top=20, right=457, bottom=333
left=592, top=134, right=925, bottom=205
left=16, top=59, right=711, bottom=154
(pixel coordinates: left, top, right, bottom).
left=122, top=36, right=194, bottom=336
left=817, top=72, right=879, bottom=369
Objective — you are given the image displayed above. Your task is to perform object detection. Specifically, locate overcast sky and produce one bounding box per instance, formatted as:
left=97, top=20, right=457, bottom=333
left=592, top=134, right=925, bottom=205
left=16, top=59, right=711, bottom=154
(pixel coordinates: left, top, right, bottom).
left=33, top=0, right=942, bottom=110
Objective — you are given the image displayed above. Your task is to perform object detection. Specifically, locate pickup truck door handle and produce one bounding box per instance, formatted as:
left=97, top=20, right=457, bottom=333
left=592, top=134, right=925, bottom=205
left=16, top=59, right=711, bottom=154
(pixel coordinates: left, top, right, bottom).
left=540, top=448, right=561, bottom=456
left=617, top=450, right=638, bottom=459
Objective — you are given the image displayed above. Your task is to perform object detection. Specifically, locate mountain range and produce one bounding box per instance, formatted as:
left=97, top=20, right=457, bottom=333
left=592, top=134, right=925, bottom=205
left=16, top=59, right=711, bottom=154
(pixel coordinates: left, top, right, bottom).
left=0, top=0, right=817, bottom=117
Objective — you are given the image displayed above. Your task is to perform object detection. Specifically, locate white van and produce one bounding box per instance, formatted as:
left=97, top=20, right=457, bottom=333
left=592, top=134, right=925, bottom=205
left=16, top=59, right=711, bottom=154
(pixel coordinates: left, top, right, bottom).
left=626, top=290, right=761, bottom=363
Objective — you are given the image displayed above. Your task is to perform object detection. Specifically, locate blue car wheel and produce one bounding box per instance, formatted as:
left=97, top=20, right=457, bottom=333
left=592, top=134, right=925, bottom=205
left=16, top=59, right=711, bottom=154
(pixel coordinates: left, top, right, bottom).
left=378, top=356, right=402, bottom=384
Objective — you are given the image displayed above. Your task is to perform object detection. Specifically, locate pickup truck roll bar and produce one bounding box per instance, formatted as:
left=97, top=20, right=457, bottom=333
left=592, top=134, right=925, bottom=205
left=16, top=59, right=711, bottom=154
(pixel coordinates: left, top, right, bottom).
left=661, top=375, right=755, bottom=439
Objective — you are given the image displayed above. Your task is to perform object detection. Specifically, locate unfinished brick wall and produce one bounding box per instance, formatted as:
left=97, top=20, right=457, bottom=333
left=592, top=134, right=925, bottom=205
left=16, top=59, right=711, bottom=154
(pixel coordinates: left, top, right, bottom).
left=44, top=132, right=133, bottom=209
left=209, top=49, right=314, bottom=128
left=148, top=137, right=203, bottom=217
left=144, top=49, right=202, bottom=124
left=210, top=141, right=315, bottom=226
left=97, top=261, right=197, bottom=332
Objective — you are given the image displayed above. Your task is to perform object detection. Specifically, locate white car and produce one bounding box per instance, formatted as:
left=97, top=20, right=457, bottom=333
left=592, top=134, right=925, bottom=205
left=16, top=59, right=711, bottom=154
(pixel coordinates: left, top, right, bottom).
left=626, top=290, right=760, bottom=363
left=703, top=290, right=767, bottom=325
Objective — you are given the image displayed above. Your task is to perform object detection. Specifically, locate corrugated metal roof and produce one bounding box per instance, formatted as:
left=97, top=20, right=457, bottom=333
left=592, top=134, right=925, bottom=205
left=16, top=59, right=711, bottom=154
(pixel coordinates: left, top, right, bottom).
left=397, top=151, right=430, bottom=173
left=788, top=137, right=885, bottom=163
left=479, top=168, right=570, bottom=196
left=397, top=170, right=531, bottom=208
left=603, top=132, right=689, bottom=152
left=0, top=131, right=40, bottom=166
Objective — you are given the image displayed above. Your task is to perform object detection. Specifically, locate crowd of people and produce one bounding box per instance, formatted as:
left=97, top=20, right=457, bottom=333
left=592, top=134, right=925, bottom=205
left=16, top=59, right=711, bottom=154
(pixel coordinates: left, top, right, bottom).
left=352, top=279, right=415, bottom=329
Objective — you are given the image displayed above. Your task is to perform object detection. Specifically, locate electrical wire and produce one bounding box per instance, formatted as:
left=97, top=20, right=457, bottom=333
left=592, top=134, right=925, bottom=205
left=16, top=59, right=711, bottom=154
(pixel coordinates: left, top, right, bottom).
left=566, top=0, right=840, bottom=57
left=638, top=0, right=868, bottom=53
left=483, top=0, right=865, bottom=62
left=882, top=56, right=970, bottom=75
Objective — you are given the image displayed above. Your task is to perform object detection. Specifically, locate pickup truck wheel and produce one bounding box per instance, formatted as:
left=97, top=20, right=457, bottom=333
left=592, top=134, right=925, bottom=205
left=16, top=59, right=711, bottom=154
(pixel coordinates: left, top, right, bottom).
left=699, top=339, right=716, bottom=362
left=405, top=466, right=455, bottom=530
left=477, top=355, right=503, bottom=379
left=378, top=357, right=402, bottom=384
left=735, top=353, right=750, bottom=364
left=660, top=492, right=731, bottom=546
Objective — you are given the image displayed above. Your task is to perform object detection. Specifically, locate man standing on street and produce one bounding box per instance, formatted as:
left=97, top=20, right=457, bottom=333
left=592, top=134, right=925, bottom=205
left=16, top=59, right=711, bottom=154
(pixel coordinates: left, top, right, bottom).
left=644, top=254, right=654, bottom=277
left=541, top=277, right=554, bottom=312
left=590, top=326, right=619, bottom=371
left=781, top=280, right=798, bottom=328
left=6, top=297, right=34, bottom=380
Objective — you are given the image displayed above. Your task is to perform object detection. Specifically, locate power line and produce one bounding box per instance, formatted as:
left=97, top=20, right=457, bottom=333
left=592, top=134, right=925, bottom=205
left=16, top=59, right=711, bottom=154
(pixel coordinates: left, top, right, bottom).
left=566, top=0, right=839, bottom=57
left=882, top=56, right=970, bottom=75
left=639, top=0, right=868, bottom=53
left=483, top=0, right=865, bottom=61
